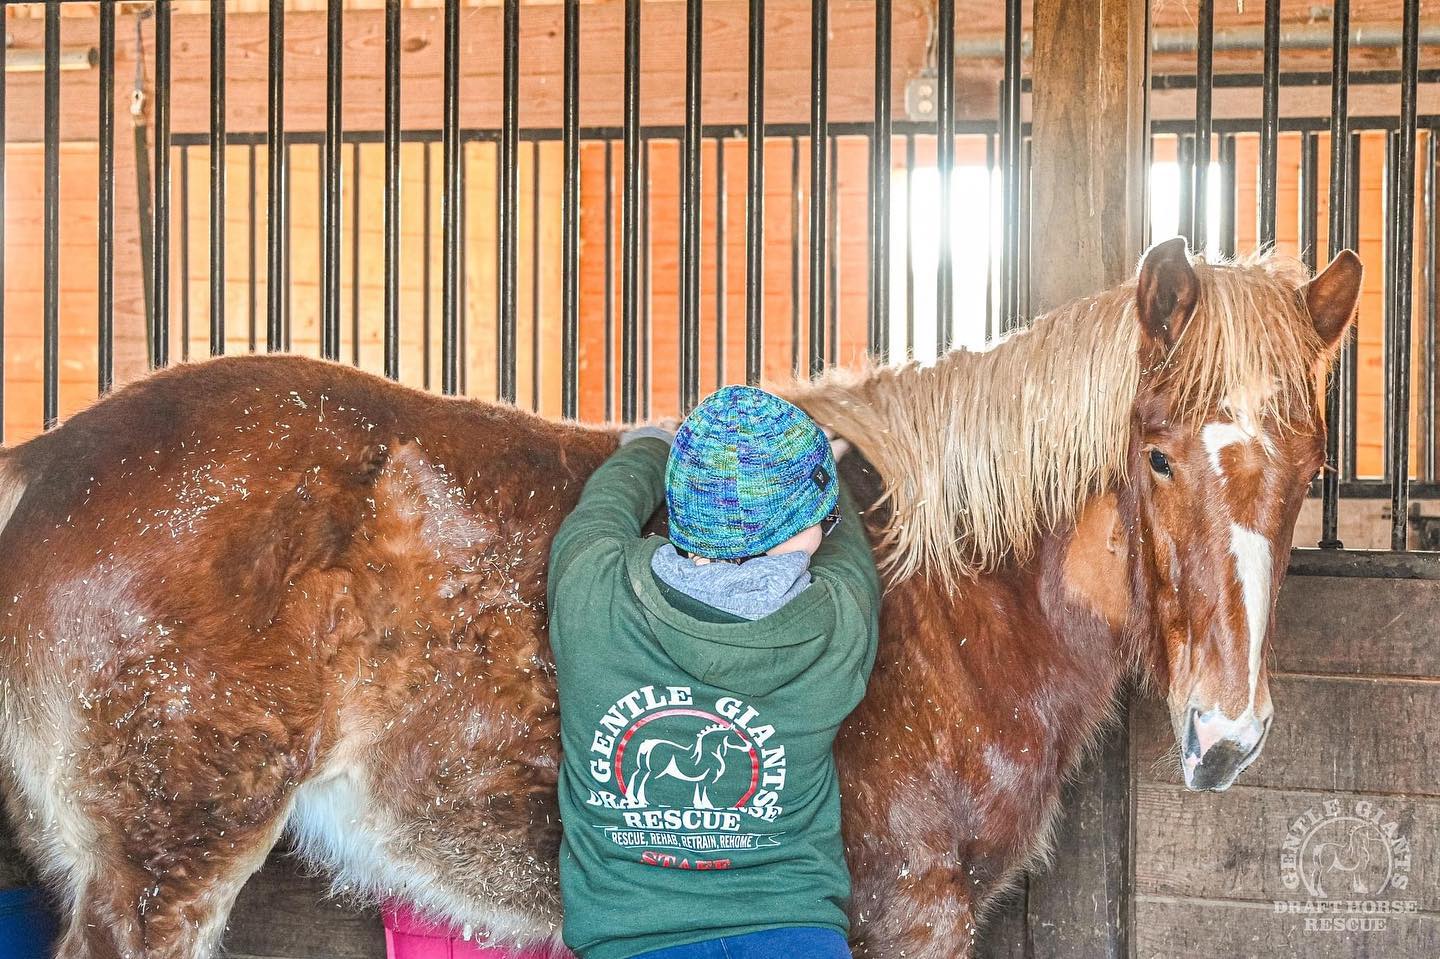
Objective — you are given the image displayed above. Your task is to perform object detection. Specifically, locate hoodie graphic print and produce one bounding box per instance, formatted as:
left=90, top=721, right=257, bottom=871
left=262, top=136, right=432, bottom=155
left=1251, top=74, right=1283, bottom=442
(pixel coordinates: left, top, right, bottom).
left=547, top=438, right=880, bottom=959
left=584, top=683, right=786, bottom=864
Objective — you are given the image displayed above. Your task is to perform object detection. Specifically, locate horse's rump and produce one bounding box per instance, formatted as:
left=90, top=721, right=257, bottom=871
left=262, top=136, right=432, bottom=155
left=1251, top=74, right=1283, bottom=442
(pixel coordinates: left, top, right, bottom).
left=0, top=355, right=615, bottom=948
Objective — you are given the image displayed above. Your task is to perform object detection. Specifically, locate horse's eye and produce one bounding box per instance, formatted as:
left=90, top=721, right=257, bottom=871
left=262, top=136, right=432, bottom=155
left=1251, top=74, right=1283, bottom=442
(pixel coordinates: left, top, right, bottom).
left=1149, top=449, right=1173, bottom=478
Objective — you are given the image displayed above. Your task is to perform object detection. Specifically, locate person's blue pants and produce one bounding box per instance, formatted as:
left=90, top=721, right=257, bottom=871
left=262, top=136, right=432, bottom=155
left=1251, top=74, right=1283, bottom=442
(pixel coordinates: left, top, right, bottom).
left=630, top=927, right=851, bottom=959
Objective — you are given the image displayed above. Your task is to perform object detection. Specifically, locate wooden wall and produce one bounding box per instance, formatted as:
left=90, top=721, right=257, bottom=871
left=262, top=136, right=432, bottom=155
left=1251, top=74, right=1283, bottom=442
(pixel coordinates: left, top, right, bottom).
left=1130, top=572, right=1440, bottom=956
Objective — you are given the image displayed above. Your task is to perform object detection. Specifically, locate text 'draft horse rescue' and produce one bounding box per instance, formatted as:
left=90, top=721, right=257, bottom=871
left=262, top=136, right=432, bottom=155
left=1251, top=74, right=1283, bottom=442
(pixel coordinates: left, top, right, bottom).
left=0, top=237, right=1361, bottom=958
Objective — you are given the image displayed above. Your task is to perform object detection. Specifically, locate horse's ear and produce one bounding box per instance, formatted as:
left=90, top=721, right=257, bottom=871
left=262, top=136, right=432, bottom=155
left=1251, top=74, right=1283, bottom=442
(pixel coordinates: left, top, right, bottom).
left=1304, top=250, right=1363, bottom=350
left=1135, top=237, right=1200, bottom=354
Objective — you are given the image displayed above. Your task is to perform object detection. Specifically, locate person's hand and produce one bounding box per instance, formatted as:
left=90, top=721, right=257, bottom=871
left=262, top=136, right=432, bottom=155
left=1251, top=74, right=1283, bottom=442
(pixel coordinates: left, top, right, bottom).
left=822, top=426, right=851, bottom=462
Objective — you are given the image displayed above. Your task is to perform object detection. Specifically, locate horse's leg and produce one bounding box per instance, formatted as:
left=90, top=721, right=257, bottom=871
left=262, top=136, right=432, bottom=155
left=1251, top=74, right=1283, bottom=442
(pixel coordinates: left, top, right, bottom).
left=851, top=870, right=979, bottom=959
left=53, top=812, right=287, bottom=959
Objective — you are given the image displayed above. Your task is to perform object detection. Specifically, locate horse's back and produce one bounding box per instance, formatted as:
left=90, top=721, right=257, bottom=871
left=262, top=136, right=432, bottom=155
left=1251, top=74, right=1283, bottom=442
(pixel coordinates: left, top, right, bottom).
left=0, top=355, right=611, bottom=944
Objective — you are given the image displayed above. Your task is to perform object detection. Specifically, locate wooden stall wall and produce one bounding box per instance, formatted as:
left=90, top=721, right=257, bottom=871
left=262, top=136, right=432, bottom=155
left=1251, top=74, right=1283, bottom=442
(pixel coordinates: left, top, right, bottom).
left=1130, top=573, right=1440, bottom=956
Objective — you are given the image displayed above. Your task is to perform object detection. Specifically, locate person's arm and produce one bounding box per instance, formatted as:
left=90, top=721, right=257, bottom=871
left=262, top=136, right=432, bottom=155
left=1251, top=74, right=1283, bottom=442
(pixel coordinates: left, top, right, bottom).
left=548, top=436, right=670, bottom=596
left=810, top=481, right=881, bottom=618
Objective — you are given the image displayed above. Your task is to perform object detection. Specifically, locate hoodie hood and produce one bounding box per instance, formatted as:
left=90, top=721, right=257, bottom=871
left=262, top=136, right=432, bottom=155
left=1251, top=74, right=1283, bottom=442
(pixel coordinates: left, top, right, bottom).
left=626, top=537, right=836, bottom=698
left=650, top=543, right=813, bottom=621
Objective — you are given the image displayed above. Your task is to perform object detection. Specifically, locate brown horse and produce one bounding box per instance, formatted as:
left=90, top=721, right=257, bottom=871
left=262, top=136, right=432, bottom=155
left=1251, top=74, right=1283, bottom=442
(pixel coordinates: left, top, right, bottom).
left=0, top=238, right=1358, bottom=959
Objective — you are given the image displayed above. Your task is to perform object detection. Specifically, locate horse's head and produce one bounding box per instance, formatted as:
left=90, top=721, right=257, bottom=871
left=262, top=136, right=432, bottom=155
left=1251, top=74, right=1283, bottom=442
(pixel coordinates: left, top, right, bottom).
left=1125, top=238, right=1361, bottom=792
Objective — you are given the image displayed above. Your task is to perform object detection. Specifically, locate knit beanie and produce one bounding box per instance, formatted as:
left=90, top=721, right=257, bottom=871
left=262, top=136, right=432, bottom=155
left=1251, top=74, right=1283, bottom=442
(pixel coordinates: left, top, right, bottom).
left=665, top=385, right=838, bottom=560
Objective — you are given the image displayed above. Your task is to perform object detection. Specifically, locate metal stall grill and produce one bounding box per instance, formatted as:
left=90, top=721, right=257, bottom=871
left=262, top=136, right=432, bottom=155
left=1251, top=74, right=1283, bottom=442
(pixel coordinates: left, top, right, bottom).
left=0, top=0, right=1432, bottom=562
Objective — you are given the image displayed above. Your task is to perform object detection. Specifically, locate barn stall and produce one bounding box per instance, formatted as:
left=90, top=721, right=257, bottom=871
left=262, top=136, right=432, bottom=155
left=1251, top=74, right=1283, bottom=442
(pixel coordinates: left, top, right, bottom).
left=0, top=1, right=1433, bottom=957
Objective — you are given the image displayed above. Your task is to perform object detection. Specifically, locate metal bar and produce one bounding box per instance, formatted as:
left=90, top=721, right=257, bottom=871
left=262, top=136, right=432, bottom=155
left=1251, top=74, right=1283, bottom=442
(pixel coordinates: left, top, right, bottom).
left=621, top=0, right=641, bottom=422
left=1425, top=130, right=1437, bottom=484
left=1258, top=0, right=1280, bottom=246
left=248, top=144, right=257, bottom=352
left=827, top=135, right=839, bottom=367
left=561, top=0, right=580, bottom=417
left=1177, top=134, right=1195, bottom=246
left=871, top=0, right=891, bottom=360
left=1344, top=131, right=1361, bottom=480
left=1019, top=134, right=1032, bottom=323
left=441, top=0, right=461, bottom=394
left=745, top=0, right=765, bottom=385
left=531, top=139, right=542, bottom=412
left=498, top=0, right=520, bottom=403
left=383, top=0, right=401, bottom=380
left=283, top=141, right=293, bottom=351
left=680, top=0, right=704, bottom=412
left=98, top=0, right=114, bottom=392
left=984, top=133, right=994, bottom=342
left=267, top=0, right=285, bottom=351
left=604, top=140, right=615, bottom=418
left=790, top=135, right=801, bottom=376
left=209, top=0, right=225, bottom=355
left=460, top=141, right=469, bottom=395
left=1193, top=0, right=1213, bottom=254
left=1390, top=0, right=1420, bottom=550
left=180, top=146, right=190, bottom=361
left=936, top=0, right=954, bottom=351
left=807, top=0, right=828, bottom=376
left=1384, top=130, right=1397, bottom=479
left=153, top=0, right=172, bottom=370
left=641, top=140, right=651, bottom=420
left=1300, top=133, right=1319, bottom=272
left=999, top=0, right=1022, bottom=333
left=423, top=142, right=433, bottom=390
left=321, top=0, right=343, bottom=361
left=1220, top=133, right=1237, bottom=258
left=952, top=21, right=1440, bottom=60
left=350, top=141, right=362, bottom=366
left=715, top=138, right=727, bottom=388
left=904, top=133, right=915, bottom=355
left=43, top=0, right=60, bottom=426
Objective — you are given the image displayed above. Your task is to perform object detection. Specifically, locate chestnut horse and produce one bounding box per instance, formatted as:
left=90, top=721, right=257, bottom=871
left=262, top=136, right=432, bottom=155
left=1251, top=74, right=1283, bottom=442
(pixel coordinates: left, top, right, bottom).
left=0, top=239, right=1358, bottom=959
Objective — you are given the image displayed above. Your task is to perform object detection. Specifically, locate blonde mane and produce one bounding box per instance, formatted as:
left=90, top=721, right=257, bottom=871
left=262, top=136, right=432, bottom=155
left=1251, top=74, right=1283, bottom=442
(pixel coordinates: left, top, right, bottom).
left=788, top=254, right=1328, bottom=584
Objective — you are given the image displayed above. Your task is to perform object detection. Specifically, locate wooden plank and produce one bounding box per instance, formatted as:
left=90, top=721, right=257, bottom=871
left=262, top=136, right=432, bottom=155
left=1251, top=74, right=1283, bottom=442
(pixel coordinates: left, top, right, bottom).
left=220, top=848, right=385, bottom=959
left=1273, top=575, right=1440, bottom=675
left=1136, top=782, right=1440, bottom=911
left=1135, top=895, right=1440, bottom=959
left=1133, top=675, right=1440, bottom=797
left=974, top=883, right=1029, bottom=959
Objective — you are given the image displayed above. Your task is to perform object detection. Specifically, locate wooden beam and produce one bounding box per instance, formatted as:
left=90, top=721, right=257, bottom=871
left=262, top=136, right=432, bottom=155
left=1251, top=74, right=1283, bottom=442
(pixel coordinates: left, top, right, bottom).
left=1017, top=2, right=1147, bottom=959
left=1028, top=0, right=1148, bottom=311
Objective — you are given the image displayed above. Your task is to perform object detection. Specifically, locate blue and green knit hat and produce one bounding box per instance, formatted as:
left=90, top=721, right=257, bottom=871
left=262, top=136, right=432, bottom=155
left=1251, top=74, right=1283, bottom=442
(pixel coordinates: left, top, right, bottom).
left=666, top=385, right=838, bottom=560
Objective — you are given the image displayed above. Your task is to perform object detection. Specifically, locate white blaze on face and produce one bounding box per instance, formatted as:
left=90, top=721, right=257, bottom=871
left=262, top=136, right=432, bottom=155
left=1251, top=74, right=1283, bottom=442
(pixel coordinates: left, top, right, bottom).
left=1199, top=398, right=1278, bottom=727
left=1228, top=523, right=1272, bottom=716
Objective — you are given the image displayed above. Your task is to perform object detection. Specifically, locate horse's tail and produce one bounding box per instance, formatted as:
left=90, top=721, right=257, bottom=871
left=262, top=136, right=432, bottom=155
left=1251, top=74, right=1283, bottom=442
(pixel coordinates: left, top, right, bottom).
left=0, top=452, right=26, bottom=540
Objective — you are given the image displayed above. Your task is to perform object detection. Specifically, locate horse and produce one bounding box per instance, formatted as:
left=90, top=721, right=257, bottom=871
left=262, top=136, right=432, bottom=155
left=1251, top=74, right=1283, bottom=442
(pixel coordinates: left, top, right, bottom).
left=0, top=237, right=1359, bottom=958
left=630, top=723, right=752, bottom=810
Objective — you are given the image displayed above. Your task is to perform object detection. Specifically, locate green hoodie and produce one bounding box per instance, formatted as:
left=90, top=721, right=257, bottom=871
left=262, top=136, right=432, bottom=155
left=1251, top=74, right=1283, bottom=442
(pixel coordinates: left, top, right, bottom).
left=548, top=437, right=881, bottom=959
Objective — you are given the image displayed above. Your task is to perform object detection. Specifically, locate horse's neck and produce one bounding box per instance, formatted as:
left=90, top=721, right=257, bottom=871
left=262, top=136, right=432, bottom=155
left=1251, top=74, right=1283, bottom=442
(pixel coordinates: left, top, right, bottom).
left=998, top=491, right=1135, bottom=737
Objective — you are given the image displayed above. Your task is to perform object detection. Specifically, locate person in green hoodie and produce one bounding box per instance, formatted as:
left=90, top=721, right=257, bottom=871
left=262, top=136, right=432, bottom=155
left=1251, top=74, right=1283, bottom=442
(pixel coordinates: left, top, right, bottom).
left=547, top=385, right=881, bottom=959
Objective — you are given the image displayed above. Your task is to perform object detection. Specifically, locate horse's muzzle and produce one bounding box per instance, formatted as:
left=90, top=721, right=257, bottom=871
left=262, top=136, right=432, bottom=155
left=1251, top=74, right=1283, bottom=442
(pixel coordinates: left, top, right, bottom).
left=1179, top=705, right=1272, bottom=792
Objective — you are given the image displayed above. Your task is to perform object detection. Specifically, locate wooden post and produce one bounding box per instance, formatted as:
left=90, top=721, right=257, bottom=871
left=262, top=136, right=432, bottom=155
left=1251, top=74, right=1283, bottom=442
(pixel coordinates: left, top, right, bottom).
left=1023, top=1, right=1148, bottom=958
left=1029, top=0, right=1149, bottom=313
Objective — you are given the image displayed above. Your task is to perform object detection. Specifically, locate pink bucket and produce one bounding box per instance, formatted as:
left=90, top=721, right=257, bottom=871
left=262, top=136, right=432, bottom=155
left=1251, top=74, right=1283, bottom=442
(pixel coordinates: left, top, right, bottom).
left=382, top=903, right=573, bottom=959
